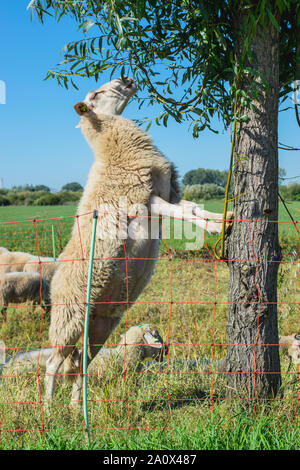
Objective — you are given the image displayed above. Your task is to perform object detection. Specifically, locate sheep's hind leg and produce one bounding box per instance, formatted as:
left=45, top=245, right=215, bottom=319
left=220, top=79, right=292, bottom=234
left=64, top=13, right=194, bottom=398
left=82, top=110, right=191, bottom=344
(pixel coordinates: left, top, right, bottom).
left=44, top=351, right=65, bottom=414
left=70, top=315, right=121, bottom=408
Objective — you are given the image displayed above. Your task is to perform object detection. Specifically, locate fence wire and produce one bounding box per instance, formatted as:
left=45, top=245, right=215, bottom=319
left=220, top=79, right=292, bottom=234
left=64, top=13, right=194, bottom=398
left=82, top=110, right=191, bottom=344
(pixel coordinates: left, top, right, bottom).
left=0, top=211, right=299, bottom=439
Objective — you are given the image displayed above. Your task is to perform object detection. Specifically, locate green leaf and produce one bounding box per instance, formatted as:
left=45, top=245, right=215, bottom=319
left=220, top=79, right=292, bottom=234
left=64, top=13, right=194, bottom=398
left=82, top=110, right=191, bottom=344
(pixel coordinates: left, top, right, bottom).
left=115, top=14, right=123, bottom=35
left=239, top=115, right=250, bottom=122
left=259, top=0, right=266, bottom=26
left=192, top=108, right=203, bottom=117
left=120, top=66, right=126, bottom=81
left=83, top=20, right=95, bottom=32
left=266, top=7, right=280, bottom=32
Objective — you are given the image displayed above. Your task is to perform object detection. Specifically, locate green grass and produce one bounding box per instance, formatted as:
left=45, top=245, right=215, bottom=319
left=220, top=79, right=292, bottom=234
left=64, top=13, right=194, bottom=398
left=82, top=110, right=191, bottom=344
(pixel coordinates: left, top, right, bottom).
left=0, top=201, right=299, bottom=449
left=0, top=200, right=299, bottom=256
left=0, top=205, right=76, bottom=223
left=1, top=408, right=300, bottom=450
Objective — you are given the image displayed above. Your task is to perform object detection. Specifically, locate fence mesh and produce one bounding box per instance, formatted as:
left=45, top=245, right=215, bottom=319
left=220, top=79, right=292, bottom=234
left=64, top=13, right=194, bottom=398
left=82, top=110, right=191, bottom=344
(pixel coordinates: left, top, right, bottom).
left=0, top=210, right=299, bottom=441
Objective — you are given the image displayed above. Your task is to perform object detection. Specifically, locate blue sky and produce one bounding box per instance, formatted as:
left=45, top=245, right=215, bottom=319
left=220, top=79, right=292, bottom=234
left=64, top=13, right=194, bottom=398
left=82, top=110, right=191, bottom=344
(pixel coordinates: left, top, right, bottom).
left=1, top=1, right=299, bottom=190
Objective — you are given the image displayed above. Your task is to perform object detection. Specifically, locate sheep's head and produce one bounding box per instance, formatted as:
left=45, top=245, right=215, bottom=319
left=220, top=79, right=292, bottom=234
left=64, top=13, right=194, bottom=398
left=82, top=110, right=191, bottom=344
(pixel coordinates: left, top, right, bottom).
left=288, top=334, right=300, bottom=364
left=119, top=325, right=168, bottom=364
left=280, top=334, right=300, bottom=365
left=140, top=325, right=168, bottom=361
left=75, top=76, right=137, bottom=122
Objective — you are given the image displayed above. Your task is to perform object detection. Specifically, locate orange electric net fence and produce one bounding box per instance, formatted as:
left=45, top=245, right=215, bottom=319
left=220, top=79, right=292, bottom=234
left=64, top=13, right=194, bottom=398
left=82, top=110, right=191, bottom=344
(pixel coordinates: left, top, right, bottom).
left=0, top=211, right=299, bottom=441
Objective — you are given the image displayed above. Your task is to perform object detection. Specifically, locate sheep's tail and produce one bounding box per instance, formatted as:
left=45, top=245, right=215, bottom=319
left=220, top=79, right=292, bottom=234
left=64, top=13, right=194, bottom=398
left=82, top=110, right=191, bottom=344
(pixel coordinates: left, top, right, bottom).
left=63, top=347, right=81, bottom=383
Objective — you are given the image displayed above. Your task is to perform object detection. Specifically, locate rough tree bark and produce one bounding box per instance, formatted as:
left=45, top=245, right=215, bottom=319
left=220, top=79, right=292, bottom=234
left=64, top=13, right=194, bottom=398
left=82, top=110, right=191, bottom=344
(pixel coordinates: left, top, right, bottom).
left=225, top=16, right=282, bottom=400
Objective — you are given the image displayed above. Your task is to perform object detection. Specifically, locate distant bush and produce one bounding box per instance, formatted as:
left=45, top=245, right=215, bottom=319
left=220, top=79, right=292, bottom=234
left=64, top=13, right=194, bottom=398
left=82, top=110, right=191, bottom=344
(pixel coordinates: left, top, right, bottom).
left=183, top=168, right=229, bottom=188
left=58, top=191, right=82, bottom=204
left=279, top=183, right=300, bottom=201
left=11, top=184, right=51, bottom=193
left=33, top=194, right=63, bottom=206
left=183, top=183, right=225, bottom=201
left=0, top=195, right=11, bottom=206
left=33, top=191, right=82, bottom=206
left=6, top=190, right=47, bottom=206
left=0, top=189, right=82, bottom=206
left=61, top=182, right=83, bottom=192
left=0, top=189, right=9, bottom=196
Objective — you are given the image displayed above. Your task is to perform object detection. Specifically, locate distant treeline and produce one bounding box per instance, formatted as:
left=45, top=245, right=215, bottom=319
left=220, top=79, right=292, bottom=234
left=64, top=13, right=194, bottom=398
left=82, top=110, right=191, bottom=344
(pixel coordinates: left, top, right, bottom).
left=182, top=168, right=300, bottom=201
left=0, top=182, right=83, bottom=206
left=0, top=174, right=299, bottom=206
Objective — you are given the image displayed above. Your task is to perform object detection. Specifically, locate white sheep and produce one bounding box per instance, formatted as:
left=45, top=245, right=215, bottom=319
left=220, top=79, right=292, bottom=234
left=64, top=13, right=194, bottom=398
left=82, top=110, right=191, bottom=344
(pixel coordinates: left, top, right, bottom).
left=23, top=256, right=59, bottom=284
left=3, top=324, right=167, bottom=378
left=279, top=334, right=300, bottom=366
left=0, top=249, right=58, bottom=283
left=44, top=104, right=182, bottom=408
left=0, top=247, right=9, bottom=255
left=44, top=79, right=232, bottom=409
left=0, top=272, right=50, bottom=321
left=0, top=250, right=36, bottom=274
left=87, top=324, right=168, bottom=378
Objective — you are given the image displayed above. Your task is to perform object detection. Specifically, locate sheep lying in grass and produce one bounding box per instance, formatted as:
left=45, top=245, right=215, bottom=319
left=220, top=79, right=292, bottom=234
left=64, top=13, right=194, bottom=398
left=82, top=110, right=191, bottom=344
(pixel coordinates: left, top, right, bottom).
left=0, top=272, right=50, bottom=321
left=23, top=257, right=59, bottom=284
left=3, top=325, right=167, bottom=378
left=0, top=250, right=36, bottom=274
left=87, top=324, right=168, bottom=378
left=279, top=334, right=300, bottom=366
left=0, top=249, right=58, bottom=283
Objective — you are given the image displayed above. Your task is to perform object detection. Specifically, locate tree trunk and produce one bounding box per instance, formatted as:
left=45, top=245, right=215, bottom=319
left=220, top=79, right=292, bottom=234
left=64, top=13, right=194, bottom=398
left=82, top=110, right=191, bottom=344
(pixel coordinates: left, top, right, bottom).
left=225, top=17, right=281, bottom=400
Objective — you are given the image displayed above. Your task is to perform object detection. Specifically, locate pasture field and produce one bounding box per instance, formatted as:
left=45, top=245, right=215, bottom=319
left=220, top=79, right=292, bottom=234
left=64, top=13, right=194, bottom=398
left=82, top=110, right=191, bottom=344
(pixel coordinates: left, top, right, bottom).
left=0, top=201, right=299, bottom=450
left=0, top=200, right=299, bottom=256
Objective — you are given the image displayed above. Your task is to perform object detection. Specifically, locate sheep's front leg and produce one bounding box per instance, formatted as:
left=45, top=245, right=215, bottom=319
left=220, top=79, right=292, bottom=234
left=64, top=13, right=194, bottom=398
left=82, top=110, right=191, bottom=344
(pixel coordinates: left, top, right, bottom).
left=150, top=195, right=228, bottom=234
left=179, top=199, right=233, bottom=231
left=70, top=315, right=120, bottom=408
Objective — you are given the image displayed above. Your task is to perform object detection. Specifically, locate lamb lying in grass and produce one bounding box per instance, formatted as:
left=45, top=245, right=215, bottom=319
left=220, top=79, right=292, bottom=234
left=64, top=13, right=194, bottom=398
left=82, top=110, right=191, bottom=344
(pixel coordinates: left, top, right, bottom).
left=0, top=272, right=50, bottom=321
left=87, top=324, right=168, bottom=377
left=0, top=250, right=35, bottom=274
left=279, top=334, right=300, bottom=366
left=2, top=325, right=167, bottom=378
left=0, top=249, right=58, bottom=283
left=23, top=257, right=59, bottom=284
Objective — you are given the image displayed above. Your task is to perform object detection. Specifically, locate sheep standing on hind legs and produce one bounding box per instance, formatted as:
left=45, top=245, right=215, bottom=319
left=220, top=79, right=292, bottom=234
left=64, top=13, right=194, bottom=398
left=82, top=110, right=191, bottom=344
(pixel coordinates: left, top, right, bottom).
left=45, top=78, right=232, bottom=410
left=45, top=108, right=179, bottom=408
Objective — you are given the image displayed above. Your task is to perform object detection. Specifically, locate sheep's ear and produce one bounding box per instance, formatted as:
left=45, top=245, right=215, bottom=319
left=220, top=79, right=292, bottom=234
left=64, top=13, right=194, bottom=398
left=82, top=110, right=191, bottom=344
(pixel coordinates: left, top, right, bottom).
left=143, top=332, right=163, bottom=348
left=74, top=102, right=90, bottom=116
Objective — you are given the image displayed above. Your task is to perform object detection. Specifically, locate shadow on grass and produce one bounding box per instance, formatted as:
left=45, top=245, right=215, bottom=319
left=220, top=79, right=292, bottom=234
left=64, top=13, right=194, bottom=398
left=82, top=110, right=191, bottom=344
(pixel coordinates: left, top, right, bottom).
left=140, top=386, right=220, bottom=412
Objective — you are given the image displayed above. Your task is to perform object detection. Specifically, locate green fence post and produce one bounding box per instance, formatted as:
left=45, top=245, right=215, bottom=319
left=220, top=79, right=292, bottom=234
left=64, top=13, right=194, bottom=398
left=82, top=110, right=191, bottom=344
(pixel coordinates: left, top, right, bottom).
left=83, top=210, right=98, bottom=445
left=51, top=225, right=56, bottom=259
